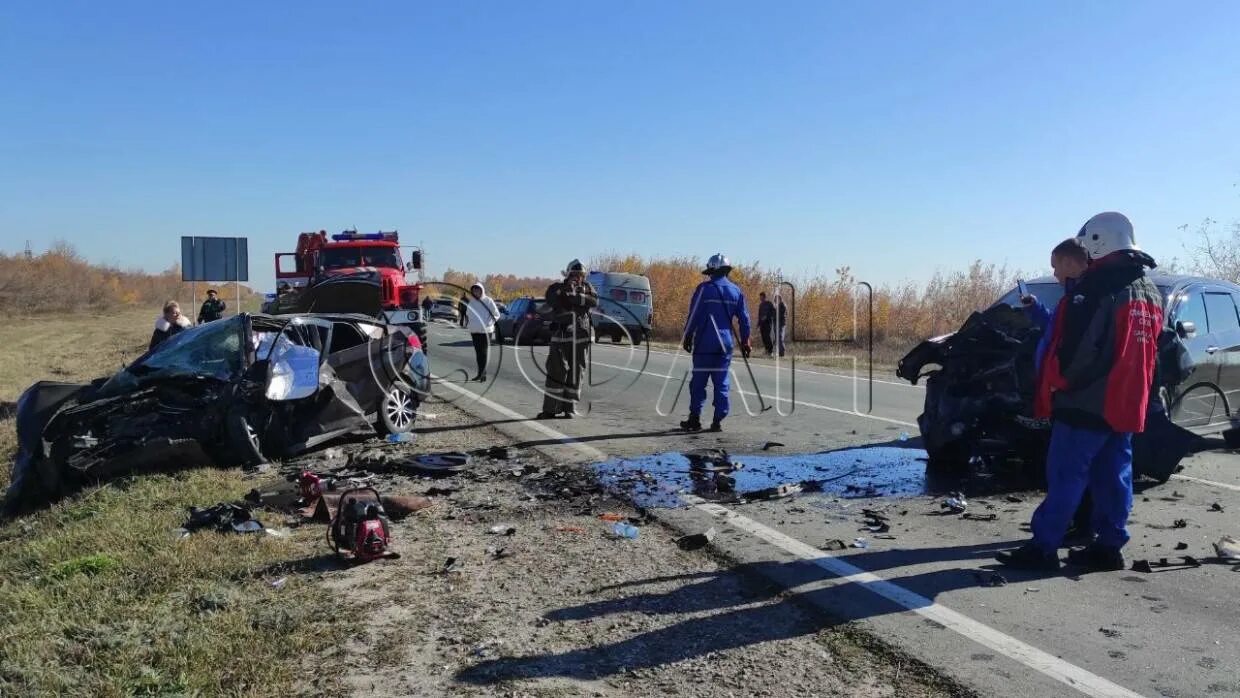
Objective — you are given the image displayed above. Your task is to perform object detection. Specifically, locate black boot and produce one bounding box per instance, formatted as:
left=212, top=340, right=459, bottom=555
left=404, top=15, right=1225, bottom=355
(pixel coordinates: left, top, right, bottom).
left=680, top=415, right=702, bottom=432
left=708, top=420, right=722, bottom=432
left=1066, top=544, right=1125, bottom=572
left=994, top=542, right=1061, bottom=571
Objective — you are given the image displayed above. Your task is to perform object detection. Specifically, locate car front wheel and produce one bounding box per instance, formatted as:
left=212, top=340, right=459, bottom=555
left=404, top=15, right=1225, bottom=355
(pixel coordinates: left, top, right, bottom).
left=225, top=408, right=266, bottom=467
left=379, top=385, right=417, bottom=435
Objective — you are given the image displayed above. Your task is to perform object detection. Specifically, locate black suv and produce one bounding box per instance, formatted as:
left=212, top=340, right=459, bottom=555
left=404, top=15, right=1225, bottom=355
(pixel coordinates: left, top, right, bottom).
left=897, top=272, right=1240, bottom=480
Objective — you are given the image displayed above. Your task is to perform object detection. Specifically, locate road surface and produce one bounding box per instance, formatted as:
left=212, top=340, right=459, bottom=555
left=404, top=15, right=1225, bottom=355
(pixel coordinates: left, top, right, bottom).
left=423, top=321, right=1240, bottom=698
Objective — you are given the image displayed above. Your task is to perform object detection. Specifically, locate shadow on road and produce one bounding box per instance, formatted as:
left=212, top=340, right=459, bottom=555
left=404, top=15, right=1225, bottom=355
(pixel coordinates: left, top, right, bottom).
left=455, top=540, right=1032, bottom=685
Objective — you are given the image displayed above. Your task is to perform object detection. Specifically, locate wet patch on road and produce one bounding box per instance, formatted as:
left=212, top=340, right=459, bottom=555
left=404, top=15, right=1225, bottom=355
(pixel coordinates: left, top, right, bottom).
left=594, top=446, right=942, bottom=508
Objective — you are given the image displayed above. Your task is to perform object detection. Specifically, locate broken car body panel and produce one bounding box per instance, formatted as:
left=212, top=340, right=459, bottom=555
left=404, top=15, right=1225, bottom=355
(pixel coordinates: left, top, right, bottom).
left=898, top=280, right=1199, bottom=481
left=5, top=313, right=428, bottom=513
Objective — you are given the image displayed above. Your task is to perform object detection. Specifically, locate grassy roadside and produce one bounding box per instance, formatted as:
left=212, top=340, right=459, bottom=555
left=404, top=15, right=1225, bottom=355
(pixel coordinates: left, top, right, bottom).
left=0, top=311, right=349, bottom=696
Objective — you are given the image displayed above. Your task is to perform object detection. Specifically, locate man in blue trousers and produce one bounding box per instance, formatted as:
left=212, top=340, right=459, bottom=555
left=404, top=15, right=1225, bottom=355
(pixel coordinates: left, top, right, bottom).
left=997, top=212, right=1163, bottom=572
left=679, top=253, right=752, bottom=433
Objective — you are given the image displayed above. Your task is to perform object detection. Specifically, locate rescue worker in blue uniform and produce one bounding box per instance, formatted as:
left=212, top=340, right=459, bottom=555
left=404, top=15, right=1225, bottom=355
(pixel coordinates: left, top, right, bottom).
left=679, top=253, right=752, bottom=432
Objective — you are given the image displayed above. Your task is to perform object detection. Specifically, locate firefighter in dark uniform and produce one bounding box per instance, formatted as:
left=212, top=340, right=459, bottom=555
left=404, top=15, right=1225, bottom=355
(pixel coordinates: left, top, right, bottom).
left=197, top=289, right=226, bottom=324
left=536, top=259, right=598, bottom=419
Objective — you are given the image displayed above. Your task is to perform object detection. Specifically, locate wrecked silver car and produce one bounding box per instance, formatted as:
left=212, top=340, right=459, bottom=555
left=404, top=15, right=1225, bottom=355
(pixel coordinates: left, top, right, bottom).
left=897, top=278, right=1200, bottom=483
left=5, top=313, right=430, bottom=512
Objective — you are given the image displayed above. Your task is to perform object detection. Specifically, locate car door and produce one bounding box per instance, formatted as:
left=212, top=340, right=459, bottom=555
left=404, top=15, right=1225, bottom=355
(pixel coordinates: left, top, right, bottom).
left=325, top=321, right=384, bottom=412
left=1166, top=284, right=1221, bottom=427
left=1203, top=287, right=1240, bottom=425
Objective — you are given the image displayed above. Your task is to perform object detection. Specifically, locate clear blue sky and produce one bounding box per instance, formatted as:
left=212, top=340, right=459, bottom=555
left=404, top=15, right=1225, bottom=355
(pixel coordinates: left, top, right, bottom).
left=3, top=1, right=1238, bottom=292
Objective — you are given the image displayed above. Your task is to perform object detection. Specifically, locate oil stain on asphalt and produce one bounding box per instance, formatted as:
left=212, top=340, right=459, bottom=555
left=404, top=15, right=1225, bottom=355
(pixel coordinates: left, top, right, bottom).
left=594, top=446, right=938, bottom=508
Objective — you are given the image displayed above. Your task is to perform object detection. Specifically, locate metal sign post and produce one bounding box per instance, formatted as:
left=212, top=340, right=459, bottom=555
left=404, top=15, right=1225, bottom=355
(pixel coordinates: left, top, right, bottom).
left=182, top=236, right=250, bottom=319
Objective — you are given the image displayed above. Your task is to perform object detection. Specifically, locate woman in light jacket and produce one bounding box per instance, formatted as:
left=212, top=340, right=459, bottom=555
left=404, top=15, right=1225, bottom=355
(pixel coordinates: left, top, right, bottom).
left=463, top=283, right=500, bottom=381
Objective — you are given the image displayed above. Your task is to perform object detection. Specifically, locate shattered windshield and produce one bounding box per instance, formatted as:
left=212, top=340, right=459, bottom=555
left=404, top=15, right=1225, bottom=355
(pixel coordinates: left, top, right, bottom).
left=99, top=317, right=246, bottom=396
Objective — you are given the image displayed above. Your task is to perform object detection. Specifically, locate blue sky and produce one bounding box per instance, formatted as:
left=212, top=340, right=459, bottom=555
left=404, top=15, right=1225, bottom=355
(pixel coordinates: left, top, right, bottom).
left=2, top=1, right=1238, bottom=292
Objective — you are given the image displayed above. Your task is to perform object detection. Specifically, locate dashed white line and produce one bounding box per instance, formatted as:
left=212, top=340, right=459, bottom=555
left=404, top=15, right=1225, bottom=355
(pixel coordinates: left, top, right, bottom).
left=434, top=380, right=1145, bottom=698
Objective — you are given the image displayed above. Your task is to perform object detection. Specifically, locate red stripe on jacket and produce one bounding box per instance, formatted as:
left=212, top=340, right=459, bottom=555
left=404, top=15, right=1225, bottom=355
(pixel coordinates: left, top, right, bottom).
left=1103, top=299, right=1163, bottom=433
left=1033, top=296, right=1069, bottom=419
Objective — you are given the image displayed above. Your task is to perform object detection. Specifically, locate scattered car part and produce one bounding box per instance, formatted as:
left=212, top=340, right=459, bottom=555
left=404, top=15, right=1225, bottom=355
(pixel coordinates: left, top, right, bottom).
left=676, top=527, right=718, bottom=551
left=403, top=452, right=470, bottom=475
left=823, top=539, right=847, bottom=551
left=1214, top=536, right=1240, bottom=561
left=962, top=513, right=998, bottom=522
left=1131, top=557, right=1202, bottom=573
left=974, top=572, right=1008, bottom=587
left=942, top=493, right=968, bottom=514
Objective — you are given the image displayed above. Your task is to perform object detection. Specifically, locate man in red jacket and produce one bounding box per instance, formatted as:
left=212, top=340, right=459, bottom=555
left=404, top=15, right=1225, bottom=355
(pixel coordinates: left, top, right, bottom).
left=997, top=212, right=1163, bottom=572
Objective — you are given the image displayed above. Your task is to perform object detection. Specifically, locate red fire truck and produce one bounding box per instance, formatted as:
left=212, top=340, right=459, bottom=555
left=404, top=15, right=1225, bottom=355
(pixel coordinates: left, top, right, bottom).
left=269, top=229, right=427, bottom=342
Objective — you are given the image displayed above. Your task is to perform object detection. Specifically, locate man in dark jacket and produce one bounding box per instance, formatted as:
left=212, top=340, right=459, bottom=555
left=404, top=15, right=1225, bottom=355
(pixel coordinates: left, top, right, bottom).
left=679, top=253, right=752, bottom=432
left=197, top=289, right=226, bottom=324
left=536, top=259, right=598, bottom=419
left=998, top=212, right=1163, bottom=572
left=774, top=294, right=788, bottom=357
left=757, top=292, right=776, bottom=356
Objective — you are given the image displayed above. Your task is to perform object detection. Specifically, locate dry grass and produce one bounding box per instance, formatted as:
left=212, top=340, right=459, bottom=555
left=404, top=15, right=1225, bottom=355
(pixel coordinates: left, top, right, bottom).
left=0, top=242, right=263, bottom=317
left=0, top=310, right=349, bottom=697
left=588, top=253, right=1021, bottom=352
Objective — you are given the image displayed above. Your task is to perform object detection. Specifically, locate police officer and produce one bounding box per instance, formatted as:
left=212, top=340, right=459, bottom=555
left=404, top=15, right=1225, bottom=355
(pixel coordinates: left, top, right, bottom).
left=680, top=253, right=752, bottom=432
left=536, top=259, right=598, bottom=419
left=197, top=289, right=226, bottom=324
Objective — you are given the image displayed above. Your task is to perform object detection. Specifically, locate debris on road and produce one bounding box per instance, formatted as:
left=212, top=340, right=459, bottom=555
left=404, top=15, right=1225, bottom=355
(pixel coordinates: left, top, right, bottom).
left=1209, top=502, right=1225, bottom=513
left=962, top=513, right=998, bottom=522
left=1099, top=628, right=1121, bottom=638
left=974, top=572, right=1007, bottom=587
left=1174, top=519, right=1188, bottom=529
left=851, top=538, right=869, bottom=549
left=941, top=493, right=967, bottom=514
left=742, top=483, right=803, bottom=501
left=1214, top=536, right=1240, bottom=561
left=610, top=522, right=640, bottom=539
left=676, top=527, right=718, bottom=551
left=1005, top=495, right=1025, bottom=503
left=1175, top=542, right=1189, bottom=551
left=823, top=539, right=847, bottom=551
left=762, top=441, right=786, bottom=451
left=1131, top=557, right=1202, bottom=573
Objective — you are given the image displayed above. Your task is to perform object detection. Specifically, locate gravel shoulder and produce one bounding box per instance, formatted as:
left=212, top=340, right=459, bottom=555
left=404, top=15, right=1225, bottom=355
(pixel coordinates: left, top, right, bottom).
left=295, top=403, right=967, bottom=697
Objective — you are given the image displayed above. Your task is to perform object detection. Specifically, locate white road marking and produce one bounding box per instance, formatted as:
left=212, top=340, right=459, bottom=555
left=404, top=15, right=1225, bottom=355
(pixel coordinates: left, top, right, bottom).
left=590, top=341, right=926, bottom=390
left=433, top=381, right=1145, bottom=698
left=1170, top=473, right=1240, bottom=493
left=587, top=357, right=918, bottom=428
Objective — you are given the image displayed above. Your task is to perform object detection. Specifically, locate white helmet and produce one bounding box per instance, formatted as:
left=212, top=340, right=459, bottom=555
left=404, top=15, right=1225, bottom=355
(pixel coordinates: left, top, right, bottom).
left=564, top=258, right=585, bottom=276
left=1076, top=212, right=1138, bottom=259
left=702, top=253, right=732, bottom=275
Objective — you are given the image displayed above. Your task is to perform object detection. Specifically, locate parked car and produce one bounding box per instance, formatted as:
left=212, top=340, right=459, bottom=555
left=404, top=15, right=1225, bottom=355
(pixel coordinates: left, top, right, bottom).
left=588, top=271, right=653, bottom=344
left=494, top=296, right=552, bottom=345
left=897, top=272, right=1239, bottom=481
left=429, top=298, right=460, bottom=322
left=6, top=313, right=430, bottom=511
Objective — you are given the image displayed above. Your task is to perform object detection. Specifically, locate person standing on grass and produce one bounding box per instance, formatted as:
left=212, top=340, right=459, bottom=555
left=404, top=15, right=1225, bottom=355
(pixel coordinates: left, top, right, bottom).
left=757, top=292, right=776, bottom=356
left=996, top=212, right=1162, bottom=573
left=774, top=293, right=788, bottom=357
left=536, top=259, right=598, bottom=419
left=150, top=300, right=192, bottom=351
left=462, top=282, right=500, bottom=382
left=197, top=289, right=226, bottom=324
left=679, top=253, right=752, bottom=433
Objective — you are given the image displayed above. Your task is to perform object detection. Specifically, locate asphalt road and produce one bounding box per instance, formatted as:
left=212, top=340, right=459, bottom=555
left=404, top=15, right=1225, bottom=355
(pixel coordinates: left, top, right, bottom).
left=423, top=320, right=1240, bottom=698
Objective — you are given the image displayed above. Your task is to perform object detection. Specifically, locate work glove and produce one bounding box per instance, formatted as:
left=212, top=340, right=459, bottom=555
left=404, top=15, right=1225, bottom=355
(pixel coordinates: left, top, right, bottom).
left=682, top=336, right=693, bottom=353
left=740, top=341, right=751, bottom=359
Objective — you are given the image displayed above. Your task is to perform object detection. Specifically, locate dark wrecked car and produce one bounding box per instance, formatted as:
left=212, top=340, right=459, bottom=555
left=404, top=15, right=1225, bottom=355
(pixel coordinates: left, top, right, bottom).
left=895, top=272, right=1238, bottom=482
left=5, top=313, right=431, bottom=512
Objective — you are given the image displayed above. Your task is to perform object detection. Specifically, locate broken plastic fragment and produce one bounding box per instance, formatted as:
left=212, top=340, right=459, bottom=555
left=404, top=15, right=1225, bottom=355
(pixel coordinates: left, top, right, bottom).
left=851, top=538, right=869, bottom=549
left=1215, top=536, right=1240, bottom=561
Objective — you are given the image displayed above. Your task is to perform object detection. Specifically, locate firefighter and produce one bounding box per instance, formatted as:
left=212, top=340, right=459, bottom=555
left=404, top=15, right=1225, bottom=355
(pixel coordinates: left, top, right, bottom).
left=197, top=289, right=226, bottom=324
left=535, top=259, right=598, bottom=419
left=680, top=253, right=752, bottom=432
left=996, top=212, right=1163, bottom=572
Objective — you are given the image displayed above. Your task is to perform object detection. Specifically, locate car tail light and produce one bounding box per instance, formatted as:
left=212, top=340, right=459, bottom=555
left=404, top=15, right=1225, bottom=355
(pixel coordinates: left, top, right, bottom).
left=407, top=334, right=422, bottom=350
